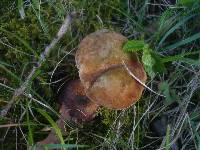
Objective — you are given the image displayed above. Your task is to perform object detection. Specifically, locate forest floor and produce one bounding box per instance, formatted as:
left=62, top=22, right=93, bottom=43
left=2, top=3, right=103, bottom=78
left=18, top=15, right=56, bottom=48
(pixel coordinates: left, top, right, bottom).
left=0, top=0, right=200, bottom=150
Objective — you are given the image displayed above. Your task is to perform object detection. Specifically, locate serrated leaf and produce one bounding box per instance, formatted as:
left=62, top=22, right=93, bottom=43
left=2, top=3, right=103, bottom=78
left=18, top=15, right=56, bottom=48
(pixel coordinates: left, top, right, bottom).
left=142, top=45, right=156, bottom=78
left=151, top=52, right=167, bottom=73
left=159, top=82, right=179, bottom=106
left=124, top=40, right=167, bottom=76
left=159, top=82, right=173, bottom=105
left=123, top=40, right=145, bottom=53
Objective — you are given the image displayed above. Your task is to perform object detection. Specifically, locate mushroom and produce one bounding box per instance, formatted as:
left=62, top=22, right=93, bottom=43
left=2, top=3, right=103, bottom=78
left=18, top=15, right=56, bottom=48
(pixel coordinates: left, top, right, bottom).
left=36, top=79, right=98, bottom=147
left=37, top=29, right=147, bottom=146
left=58, top=79, right=99, bottom=123
left=75, top=29, right=147, bottom=109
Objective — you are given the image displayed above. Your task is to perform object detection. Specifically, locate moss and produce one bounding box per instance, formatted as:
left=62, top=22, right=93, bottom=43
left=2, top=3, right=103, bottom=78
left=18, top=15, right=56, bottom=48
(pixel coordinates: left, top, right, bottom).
left=0, top=0, right=142, bottom=145
left=0, top=0, right=154, bottom=149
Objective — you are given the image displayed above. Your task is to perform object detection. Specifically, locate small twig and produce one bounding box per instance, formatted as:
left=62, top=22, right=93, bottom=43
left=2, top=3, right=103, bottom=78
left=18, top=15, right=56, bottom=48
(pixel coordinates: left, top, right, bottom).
left=122, top=60, right=165, bottom=97
left=0, top=123, right=21, bottom=128
left=0, top=12, right=77, bottom=117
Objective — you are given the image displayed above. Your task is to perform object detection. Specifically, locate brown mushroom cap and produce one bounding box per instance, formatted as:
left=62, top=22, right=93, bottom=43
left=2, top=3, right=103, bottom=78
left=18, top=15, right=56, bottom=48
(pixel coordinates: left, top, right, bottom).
left=36, top=79, right=98, bottom=147
left=59, top=79, right=99, bottom=122
left=75, top=29, right=147, bottom=109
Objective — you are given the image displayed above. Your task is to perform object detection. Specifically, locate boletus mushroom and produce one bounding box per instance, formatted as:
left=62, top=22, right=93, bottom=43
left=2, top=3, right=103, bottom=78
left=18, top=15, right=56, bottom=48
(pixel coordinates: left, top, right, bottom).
left=37, top=29, right=147, bottom=146
left=36, top=79, right=98, bottom=147
left=76, top=29, right=147, bottom=109
left=59, top=79, right=99, bottom=123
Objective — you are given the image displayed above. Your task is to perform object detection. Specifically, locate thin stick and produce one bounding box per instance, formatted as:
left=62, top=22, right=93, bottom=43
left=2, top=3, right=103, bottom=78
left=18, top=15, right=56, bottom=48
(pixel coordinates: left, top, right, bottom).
left=0, top=12, right=77, bottom=117
left=0, top=123, right=21, bottom=128
left=122, top=60, right=165, bottom=97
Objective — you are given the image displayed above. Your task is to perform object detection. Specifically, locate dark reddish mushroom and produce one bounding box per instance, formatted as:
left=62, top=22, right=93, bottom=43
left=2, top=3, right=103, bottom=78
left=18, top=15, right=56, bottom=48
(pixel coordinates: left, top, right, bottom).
left=75, top=29, right=147, bottom=109
left=36, top=79, right=98, bottom=146
left=59, top=79, right=99, bottom=123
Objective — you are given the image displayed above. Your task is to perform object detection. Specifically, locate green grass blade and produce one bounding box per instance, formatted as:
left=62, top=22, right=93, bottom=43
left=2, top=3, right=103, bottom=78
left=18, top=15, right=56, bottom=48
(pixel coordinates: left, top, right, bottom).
left=165, top=125, right=170, bottom=150
left=31, top=0, right=49, bottom=38
left=161, top=32, right=200, bottom=51
left=157, top=14, right=195, bottom=48
left=26, top=102, right=34, bottom=146
left=181, top=58, right=200, bottom=66
left=0, top=28, right=38, bottom=57
left=42, top=144, right=87, bottom=149
left=47, top=1, right=65, bottom=19
left=37, top=109, right=65, bottom=144
left=18, top=0, right=25, bottom=19
left=105, top=4, right=144, bottom=31
left=0, top=64, right=20, bottom=82
left=0, top=61, right=14, bottom=68
left=190, top=110, right=200, bottom=121
left=162, top=50, right=200, bottom=63
left=158, top=9, right=173, bottom=31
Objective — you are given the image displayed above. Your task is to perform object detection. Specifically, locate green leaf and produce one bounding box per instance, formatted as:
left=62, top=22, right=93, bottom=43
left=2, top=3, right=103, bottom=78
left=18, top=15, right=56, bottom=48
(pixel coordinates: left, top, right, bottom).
left=37, top=109, right=65, bottom=145
left=159, top=82, right=172, bottom=105
left=159, top=82, right=179, bottom=106
left=142, top=45, right=156, bottom=78
left=123, top=40, right=146, bottom=53
left=124, top=40, right=167, bottom=76
left=151, top=52, right=166, bottom=73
